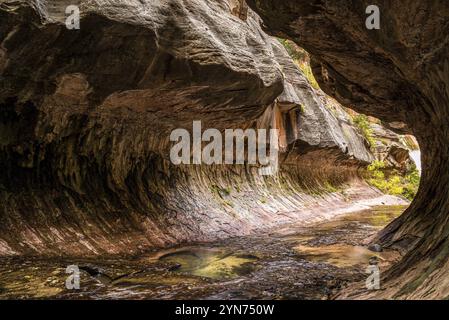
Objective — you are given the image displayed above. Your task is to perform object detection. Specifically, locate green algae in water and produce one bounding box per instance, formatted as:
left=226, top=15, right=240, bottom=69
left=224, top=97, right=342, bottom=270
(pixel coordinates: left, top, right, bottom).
left=159, top=248, right=258, bottom=280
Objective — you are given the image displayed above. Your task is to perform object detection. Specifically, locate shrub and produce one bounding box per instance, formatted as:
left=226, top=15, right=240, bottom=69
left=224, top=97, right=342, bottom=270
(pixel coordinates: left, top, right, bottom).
left=353, top=114, right=375, bottom=148
left=278, top=38, right=320, bottom=89
left=298, top=62, right=320, bottom=90
left=278, top=38, right=308, bottom=61
left=366, top=160, right=420, bottom=201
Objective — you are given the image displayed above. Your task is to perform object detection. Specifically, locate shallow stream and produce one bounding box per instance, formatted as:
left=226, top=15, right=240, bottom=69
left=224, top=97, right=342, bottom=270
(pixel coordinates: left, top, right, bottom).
left=0, top=205, right=406, bottom=299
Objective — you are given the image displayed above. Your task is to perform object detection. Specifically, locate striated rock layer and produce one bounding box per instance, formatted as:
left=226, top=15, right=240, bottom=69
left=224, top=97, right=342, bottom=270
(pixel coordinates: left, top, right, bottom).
left=248, top=0, right=449, bottom=299
left=0, top=0, right=389, bottom=258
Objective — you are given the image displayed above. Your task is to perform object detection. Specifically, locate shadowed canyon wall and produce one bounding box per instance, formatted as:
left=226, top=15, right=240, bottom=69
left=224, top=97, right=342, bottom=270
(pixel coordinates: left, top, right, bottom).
left=0, top=0, right=392, bottom=257
left=247, top=0, right=449, bottom=299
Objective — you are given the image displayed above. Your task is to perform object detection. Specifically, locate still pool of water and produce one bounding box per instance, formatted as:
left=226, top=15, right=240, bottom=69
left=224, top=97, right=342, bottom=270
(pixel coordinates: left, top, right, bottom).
left=157, top=248, right=258, bottom=279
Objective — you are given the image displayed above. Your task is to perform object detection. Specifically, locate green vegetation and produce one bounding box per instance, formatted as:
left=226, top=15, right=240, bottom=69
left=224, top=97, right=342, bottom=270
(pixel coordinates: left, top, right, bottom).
left=278, top=38, right=320, bottom=90
left=366, top=160, right=420, bottom=201
left=278, top=38, right=308, bottom=61
left=299, top=63, right=320, bottom=90
left=353, top=114, right=375, bottom=148
left=210, top=185, right=231, bottom=198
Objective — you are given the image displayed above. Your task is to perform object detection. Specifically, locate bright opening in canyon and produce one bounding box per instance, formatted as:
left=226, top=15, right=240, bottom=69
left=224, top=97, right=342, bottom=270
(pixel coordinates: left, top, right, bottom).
left=0, top=0, right=447, bottom=305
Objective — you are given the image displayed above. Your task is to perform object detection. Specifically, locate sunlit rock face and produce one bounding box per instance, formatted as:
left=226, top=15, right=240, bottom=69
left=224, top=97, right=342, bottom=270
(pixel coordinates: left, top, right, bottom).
left=247, top=0, right=449, bottom=299
left=270, top=40, right=374, bottom=165
left=365, top=122, right=413, bottom=172
left=0, top=0, right=381, bottom=257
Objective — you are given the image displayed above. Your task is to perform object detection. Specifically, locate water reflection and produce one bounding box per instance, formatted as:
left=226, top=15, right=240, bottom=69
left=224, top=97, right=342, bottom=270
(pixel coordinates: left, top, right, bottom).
left=158, top=248, right=258, bottom=279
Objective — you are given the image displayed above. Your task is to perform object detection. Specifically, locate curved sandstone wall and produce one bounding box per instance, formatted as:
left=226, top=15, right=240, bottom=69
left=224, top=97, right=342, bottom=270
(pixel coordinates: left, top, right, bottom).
left=247, top=0, right=449, bottom=299
left=0, top=0, right=391, bottom=258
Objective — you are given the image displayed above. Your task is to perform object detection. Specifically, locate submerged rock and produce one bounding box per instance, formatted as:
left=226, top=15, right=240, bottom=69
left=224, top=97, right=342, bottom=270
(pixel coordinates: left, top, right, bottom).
left=368, top=243, right=383, bottom=253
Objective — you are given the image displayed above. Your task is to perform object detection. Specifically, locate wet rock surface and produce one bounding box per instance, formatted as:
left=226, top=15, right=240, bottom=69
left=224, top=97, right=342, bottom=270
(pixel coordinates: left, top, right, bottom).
left=0, top=205, right=406, bottom=299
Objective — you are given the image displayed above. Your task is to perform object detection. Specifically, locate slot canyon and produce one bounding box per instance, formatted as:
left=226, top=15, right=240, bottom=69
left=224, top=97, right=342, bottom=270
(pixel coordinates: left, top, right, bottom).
left=0, top=0, right=447, bottom=300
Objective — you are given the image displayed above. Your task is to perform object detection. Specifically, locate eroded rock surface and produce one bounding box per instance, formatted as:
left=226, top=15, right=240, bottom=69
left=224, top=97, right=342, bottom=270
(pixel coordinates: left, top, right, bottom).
left=0, top=0, right=391, bottom=269
left=247, top=0, right=449, bottom=299
left=271, top=39, right=373, bottom=165
left=370, top=123, right=413, bottom=172
left=0, top=0, right=286, bottom=255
